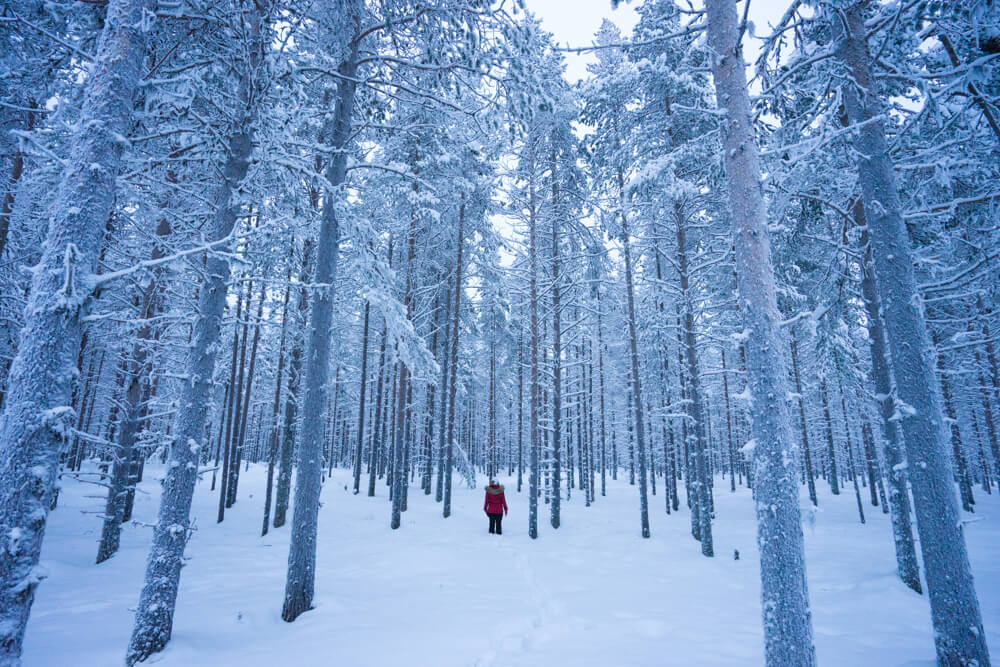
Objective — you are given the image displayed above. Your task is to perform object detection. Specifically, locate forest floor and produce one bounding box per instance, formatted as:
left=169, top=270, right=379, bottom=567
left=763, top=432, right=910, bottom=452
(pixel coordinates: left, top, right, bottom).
left=22, top=462, right=1000, bottom=666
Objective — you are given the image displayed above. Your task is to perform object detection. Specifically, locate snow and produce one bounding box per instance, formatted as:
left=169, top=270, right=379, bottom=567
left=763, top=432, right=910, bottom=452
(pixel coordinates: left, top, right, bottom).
left=23, top=462, right=1000, bottom=666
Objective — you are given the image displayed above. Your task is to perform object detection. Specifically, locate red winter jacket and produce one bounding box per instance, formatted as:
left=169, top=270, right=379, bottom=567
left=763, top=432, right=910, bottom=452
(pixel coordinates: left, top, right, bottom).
left=484, top=484, right=508, bottom=515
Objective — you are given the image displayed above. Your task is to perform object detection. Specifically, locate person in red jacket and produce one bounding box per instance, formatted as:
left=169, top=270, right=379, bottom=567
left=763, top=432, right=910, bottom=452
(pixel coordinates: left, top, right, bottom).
left=484, top=478, right=508, bottom=535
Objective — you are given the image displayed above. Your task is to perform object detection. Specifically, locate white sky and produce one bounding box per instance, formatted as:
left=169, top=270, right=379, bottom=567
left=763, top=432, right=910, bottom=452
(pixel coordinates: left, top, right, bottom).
left=524, top=0, right=795, bottom=83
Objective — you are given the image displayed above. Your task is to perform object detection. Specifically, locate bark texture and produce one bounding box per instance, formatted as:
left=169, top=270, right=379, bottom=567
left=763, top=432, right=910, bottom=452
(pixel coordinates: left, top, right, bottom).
left=705, top=0, right=815, bottom=663
left=0, top=0, right=151, bottom=660
left=834, top=3, right=989, bottom=663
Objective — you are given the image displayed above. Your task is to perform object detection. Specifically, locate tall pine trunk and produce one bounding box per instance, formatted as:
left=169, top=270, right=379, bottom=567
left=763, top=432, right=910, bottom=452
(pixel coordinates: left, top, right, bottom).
left=262, top=269, right=292, bottom=536
left=821, top=377, right=840, bottom=495
left=596, top=289, right=608, bottom=497
left=834, top=2, right=989, bottom=662
left=620, top=193, right=650, bottom=539
left=274, top=241, right=314, bottom=527
left=935, top=330, right=975, bottom=512
left=391, top=211, right=417, bottom=529
left=282, top=35, right=358, bottom=621
left=353, top=302, right=371, bottom=494
left=0, top=0, right=151, bottom=659
left=528, top=161, right=541, bottom=539
left=128, top=4, right=268, bottom=661
left=443, top=201, right=466, bottom=519
left=550, top=152, right=562, bottom=530
left=433, top=293, right=449, bottom=502
left=675, top=201, right=712, bottom=555
left=229, top=278, right=265, bottom=505
left=790, top=332, right=817, bottom=506
left=705, top=0, right=815, bottom=662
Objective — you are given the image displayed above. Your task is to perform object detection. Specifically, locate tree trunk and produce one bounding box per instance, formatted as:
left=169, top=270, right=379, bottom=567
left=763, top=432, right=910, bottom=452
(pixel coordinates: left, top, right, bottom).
left=861, top=422, right=881, bottom=507
left=353, top=302, right=371, bottom=494
left=371, top=323, right=389, bottom=497
left=854, top=199, right=921, bottom=591
left=675, top=201, right=712, bottom=555
left=282, top=37, right=358, bottom=621
left=841, top=385, right=866, bottom=524
left=443, top=200, right=466, bottom=519
left=128, top=5, right=266, bottom=660
left=790, top=332, right=817, bottom=505
left=0, top=105, right=33, bottom=262
left=834, top=2, right=989, bottom=662
left=391, top=209, right=418, bottom=529
left=0, top=0, right=151, bottom=658
left=229, top=277, right=265, bottom=506
left=517, top=329, right=524, bottom=493
left=488, top=332, right=497, bottom=480
left=596, top=291, right=608, bottom=497
left=722, top=348, right=737, bottom=493
left=705, top=0, right=815, bottom=662
left=821, top=377, right=840, bottom=495
left=422, top=295, right=442, bottom=495
left=550, top=154, right=563, bottom=530
left=975, top=331, right=1000, bottom=475
left=528, top=159, right=541, bottom=539
left=218, top=291, right=244, bottom=521
left=620, top=193, right=650, bottom=539
left=934, top=329, right=976, bottom=511
left=96, top=217, right=172, bottom=563
left=263, top=270, right=292, bottom=536
left=433, top=291, right=449, bottom=502
left=223, top=279, right=252, bottom=514
left=274, top=241, right=314, bottom=528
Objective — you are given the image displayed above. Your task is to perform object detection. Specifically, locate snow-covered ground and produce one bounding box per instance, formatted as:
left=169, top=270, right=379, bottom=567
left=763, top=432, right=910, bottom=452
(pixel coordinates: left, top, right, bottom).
left=23, top=463, right=1000, bottom=666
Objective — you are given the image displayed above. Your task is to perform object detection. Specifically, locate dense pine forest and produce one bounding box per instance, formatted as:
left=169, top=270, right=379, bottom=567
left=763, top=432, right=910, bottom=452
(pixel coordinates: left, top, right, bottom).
left=0, top=0, right=998, bottom=665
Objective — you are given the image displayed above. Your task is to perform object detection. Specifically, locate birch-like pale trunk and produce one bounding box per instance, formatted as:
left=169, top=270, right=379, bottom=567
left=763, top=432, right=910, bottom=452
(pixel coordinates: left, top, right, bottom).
left=705, top=0, right=815, bottom=663
left=0, top=0, right=151, bottom=660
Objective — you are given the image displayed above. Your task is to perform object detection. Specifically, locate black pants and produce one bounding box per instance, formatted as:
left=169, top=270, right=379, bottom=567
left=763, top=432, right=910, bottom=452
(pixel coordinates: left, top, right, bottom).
left=488, top=512, right=503, bottom=534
